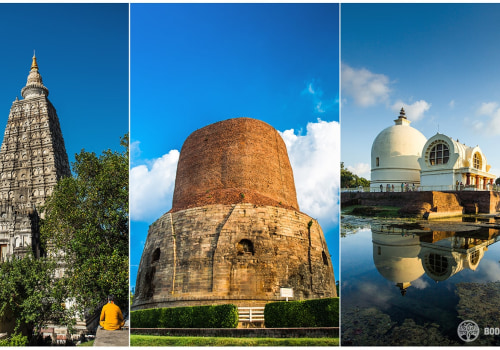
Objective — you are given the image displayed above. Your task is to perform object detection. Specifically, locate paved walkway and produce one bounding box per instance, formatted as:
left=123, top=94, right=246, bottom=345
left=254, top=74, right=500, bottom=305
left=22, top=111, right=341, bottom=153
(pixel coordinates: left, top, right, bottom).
left=93, top=328, right=129, bottom=347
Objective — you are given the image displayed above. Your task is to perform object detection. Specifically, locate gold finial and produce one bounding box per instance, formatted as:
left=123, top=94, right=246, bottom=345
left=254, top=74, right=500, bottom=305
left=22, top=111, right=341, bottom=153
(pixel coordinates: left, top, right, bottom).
left=31, top=51, right=38, bottom=71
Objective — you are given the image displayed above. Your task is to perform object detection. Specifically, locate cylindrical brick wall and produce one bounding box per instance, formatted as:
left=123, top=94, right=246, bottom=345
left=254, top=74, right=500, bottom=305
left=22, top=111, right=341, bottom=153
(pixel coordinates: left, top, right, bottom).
left=171, top=118, right=299, bottom=212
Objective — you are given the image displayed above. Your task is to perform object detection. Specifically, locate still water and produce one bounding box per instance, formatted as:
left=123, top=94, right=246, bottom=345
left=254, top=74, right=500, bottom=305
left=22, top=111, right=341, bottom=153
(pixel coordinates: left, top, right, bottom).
left=341, top=216, right=500, bottom=346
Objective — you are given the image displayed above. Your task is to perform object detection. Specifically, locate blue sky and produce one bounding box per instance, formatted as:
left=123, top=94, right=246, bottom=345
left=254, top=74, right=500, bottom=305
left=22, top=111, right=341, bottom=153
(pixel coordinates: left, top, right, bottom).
left=341, top=4, right=500, bottom=182
left=0, top=4, right=129, bottom=163
left=130, top=3, right=340, bottom=290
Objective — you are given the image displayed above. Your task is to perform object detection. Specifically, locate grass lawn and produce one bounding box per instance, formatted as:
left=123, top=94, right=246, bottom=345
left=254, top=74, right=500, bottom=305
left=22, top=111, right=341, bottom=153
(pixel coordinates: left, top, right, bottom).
left=77, top=340, right=95, bottom=346
left=130, top=335, right=339, bottom=346
left=342, top=205, right=403, bottom=218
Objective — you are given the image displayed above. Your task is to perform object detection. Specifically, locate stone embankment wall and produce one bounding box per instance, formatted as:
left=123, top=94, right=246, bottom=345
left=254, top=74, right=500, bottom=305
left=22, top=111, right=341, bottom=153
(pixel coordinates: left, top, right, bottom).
left=342, top=191, right=500, bottom=215
left=133, top=203, right=336, bottom=310
left=454, top=191, right=500, bottom=214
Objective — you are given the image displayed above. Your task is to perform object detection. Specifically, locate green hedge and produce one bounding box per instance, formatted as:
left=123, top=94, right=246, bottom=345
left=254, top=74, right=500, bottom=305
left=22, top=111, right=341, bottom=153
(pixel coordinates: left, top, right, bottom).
left=131, top=304, right=238, bottom=328
left=264, top=298, right=339, bottom=328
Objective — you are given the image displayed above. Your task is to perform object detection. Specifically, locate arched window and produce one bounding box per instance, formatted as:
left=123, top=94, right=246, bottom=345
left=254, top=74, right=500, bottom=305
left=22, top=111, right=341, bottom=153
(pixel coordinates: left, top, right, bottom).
left=473, top=153, right=481, bottom=169
left=429, top=143, right=449, bottom=165
left=424, top=253, right=448, bottom=277
left=145, top=266, right=156, bottom=298
left=469, top=250, right=480, bottom=265
left=376, top=157, right=380, bottom=167
left=237, top=239, right=254, bottom=256
left=322, top=251, right=329, bottom=265
left=151, top=248, right=161, bottom=263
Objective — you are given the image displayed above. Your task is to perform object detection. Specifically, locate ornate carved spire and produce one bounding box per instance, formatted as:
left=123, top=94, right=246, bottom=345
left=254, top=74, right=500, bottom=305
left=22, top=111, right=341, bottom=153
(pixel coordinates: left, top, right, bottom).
left=21, top=53, right=49, bottom=99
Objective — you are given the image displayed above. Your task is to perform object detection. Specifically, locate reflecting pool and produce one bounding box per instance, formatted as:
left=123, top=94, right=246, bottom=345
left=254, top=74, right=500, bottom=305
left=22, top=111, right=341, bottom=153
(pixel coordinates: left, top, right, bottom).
left=341, top=216, right=500, bottom=346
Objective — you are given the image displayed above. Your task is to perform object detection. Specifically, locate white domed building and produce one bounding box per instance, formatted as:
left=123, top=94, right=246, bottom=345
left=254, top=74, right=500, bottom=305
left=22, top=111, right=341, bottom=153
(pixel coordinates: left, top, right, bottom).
left=372, top=226, right=425, bottom=296
left=370, top=108, right=427, bottom=191
left=418, top=133, right=496, bottom=190
left=418, top=237, right=487, bottom=282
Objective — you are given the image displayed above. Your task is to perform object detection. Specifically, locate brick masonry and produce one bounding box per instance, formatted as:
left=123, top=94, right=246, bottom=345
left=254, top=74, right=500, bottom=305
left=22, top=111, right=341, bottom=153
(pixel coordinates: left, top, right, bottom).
left=171, top=118, right=298, bottom=212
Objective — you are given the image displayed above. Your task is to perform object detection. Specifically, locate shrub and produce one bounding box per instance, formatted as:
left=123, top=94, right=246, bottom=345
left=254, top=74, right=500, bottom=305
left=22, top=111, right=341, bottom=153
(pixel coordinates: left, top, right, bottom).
left=131, top=304, right=238, bottom=328
left=264, top=298, right=339, bottom=328
left=0, top=333, right=29, bottom=346
left=131, top=308, right=161, bottom=328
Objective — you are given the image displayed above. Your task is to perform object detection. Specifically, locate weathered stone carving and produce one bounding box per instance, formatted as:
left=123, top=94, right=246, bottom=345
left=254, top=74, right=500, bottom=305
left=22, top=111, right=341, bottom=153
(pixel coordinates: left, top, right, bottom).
left=0, top=55, right=70, bottom=262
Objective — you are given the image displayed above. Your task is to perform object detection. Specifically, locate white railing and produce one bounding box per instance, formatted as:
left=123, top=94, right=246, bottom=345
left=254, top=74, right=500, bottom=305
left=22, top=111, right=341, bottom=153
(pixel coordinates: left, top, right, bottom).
left=238, top=307, right=265, bottom=323
left=341, top=185, right=500, bottom=193
left=341, top=187, right=370, bottom=193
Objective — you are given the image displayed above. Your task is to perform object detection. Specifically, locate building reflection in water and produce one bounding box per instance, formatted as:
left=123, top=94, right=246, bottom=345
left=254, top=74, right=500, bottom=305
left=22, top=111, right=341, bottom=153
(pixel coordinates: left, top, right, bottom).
left=372, top=223, right=500, bottom=295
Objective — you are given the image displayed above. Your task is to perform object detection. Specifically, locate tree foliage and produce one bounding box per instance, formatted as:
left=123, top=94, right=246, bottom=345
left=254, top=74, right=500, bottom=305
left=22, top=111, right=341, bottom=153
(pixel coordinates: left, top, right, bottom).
left=0, top=254, right=74, bottom=343
left=0, top=332, right=29, bottom=346
left=41, top=135, right=129, bottom=315
left=341, top=162, right=370, bottom=188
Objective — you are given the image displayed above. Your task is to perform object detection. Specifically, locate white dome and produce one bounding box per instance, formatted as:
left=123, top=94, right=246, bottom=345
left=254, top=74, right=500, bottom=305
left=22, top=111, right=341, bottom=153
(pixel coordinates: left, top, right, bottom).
left=372, top=230, right=425, bottom=284
left=371, top=109, right=427, bottom=188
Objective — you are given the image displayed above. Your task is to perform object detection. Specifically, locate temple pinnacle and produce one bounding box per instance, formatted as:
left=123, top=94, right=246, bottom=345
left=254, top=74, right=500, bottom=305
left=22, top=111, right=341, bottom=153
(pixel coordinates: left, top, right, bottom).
left=31, top=51, right=38, bottom=71
left=21, top=53, right=49, bottom=99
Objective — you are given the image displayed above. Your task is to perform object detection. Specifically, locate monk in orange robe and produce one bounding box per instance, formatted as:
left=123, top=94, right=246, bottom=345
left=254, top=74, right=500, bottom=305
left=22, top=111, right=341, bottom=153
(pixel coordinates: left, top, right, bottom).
left=99, top=295, right=125, bottom=330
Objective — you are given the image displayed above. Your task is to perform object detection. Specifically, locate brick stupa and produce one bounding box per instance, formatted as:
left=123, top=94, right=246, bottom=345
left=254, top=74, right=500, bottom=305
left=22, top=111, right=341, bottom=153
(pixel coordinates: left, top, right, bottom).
left=132, top=118, right=336, bottom=310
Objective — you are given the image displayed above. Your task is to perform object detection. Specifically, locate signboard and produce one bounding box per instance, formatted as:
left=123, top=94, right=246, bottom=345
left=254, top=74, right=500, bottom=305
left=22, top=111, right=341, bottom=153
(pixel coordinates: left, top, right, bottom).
left=280, top=287, right=294, bottom=301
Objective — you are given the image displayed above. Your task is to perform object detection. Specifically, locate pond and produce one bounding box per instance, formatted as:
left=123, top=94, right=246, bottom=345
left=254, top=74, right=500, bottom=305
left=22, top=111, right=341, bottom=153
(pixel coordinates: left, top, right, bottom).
left=341, top=215, right=500, bottom=346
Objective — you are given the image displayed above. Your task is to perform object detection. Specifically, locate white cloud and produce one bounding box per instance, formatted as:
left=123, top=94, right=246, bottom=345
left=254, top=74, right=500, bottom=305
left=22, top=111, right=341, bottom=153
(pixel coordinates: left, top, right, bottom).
left=411, top=277, right=429, bottom=290
left=130, top=140, right=142, bottom=166
left=357, top=281, right=392, bottom=307
left=477, top=102, right=498, bottom=116
left=279, top=120, right=340, bottom=229
left=315, top=102, right=324, bottom=113
left=302, top=80, right=337, bottom=114
left=346, top=163, right=370, bottom=180
left=449, top=100, right=455, bottom=109
left=130, top=150, right=179, bottom=222
left=341, top=63, right=391, bottom=107
left=307, top=83, right=316, bottom=95
left=391, top=100, right=431, bottom=121
left=473, top=102, right=500, bottom=136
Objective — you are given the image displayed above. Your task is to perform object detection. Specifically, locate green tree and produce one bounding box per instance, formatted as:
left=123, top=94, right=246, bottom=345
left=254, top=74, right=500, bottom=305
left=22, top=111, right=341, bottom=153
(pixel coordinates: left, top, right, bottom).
left=496, top=177, right=500, bottom=186
left=41, top=135, right=129, bottom=315
left=0, top=254, right=74, bottom=344
left=341, top=162, right=370, bottom=188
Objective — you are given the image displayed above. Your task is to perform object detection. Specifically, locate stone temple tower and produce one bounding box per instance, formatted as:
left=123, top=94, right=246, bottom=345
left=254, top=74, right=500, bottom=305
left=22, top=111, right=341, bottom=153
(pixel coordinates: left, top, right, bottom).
left=0, top=55, right=70, bottom=262
left=133, top=117, right=336, bottom=311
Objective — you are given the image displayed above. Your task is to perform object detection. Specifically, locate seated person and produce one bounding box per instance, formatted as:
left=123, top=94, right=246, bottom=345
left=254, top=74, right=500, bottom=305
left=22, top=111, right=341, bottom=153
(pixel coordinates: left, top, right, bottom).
left=100, top=295, right=125, bottom=330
